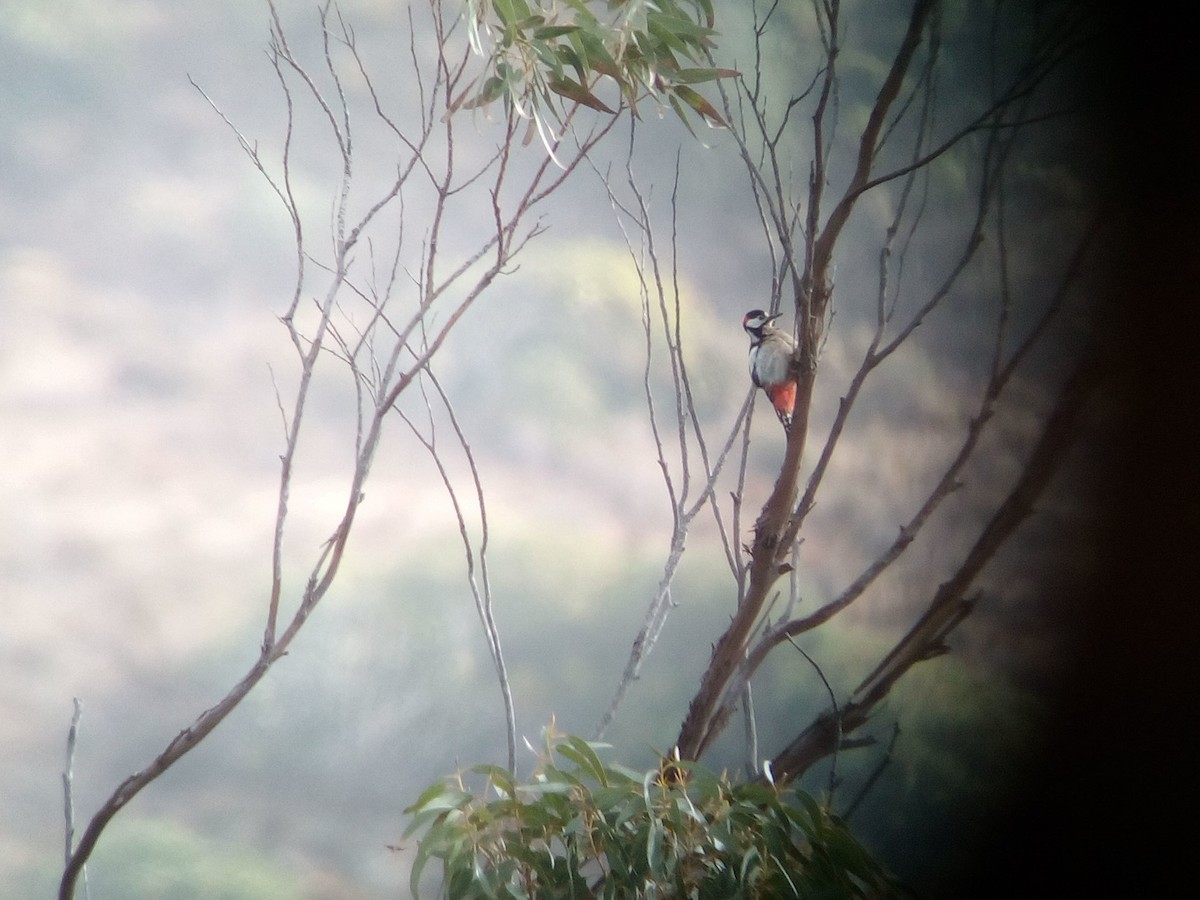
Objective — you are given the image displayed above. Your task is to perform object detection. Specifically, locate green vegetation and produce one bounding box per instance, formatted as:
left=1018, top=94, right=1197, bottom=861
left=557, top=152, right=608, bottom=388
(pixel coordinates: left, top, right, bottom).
left=461, top=0, right=737, bottom=143
left=404, top=731, right=902, bottom=898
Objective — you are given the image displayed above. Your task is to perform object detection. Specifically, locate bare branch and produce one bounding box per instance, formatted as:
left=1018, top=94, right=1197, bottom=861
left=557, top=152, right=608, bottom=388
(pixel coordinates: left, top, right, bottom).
left=672, top=0, right=940, bottom=766
left=592, top=128, right=753, bottom=738
left=61, top=699, right=87, bottom=900
left=673, top=0, right=1096, bottom=768
left=59, top=2, right=627, bottom=894
left=396, top=364, right=517, bottom=772
left=766, top=336, right=1106, bottom=783
left=810, top=0, right=935, bottom=298
left=712, top=216, right=1099, bottom=737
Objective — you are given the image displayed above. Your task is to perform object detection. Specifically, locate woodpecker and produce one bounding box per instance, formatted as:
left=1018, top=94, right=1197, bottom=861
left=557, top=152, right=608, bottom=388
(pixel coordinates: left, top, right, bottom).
left=743, top=308, right=797, bottom=428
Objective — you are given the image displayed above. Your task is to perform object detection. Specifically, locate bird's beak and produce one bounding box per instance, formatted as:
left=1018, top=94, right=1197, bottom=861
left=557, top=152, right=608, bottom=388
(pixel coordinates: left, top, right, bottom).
left=767, top=313, right=781, bottom=324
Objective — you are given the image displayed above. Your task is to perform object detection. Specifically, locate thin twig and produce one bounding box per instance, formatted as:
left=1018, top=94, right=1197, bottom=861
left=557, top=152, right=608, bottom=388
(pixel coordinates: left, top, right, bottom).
left=401, top=363, right=518, bottom=773
left=767, top=338, right=1106, bottom=782
left=59, top=1, right=620, bottom=893
left=842, top=723, right=901, bottom=822
left=591, top=127, right=750, bottom=738
left=61, top=699, right=88, bottom=900
left=784, top=636, right=840, bottom=801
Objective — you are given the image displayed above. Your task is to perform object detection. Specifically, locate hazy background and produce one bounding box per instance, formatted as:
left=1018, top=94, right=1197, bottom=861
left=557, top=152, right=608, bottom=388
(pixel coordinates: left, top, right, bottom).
left=1, top=1, right=1128, bottom=897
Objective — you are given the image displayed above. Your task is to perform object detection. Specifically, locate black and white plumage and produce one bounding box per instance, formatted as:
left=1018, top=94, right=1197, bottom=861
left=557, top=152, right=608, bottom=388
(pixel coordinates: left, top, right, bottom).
left=742, top=308, right=797, bottom=428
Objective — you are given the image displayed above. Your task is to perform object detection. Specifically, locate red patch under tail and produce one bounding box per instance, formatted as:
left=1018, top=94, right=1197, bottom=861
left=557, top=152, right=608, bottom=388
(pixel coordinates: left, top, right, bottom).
left=766, top=380, right=797, bottom=425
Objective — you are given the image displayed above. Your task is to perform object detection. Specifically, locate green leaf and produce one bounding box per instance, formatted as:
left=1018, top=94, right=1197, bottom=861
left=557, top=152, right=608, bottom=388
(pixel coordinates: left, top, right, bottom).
left=651, top=6, right=718, bottom=43
left=572, top=27, right=620, bottom=82
left=734, top=782, right=778, bottom=808
left=472, top=763, right=518, bottom=798
left=540, top=763, right=585, bottom=788
left=561, top=0, right=597, bottom=23
left=533, top=24, right=581, bottom=40
left=404, top=737, right=895, bottom=899
left=532, top=39, right=565, bottom=75
left=667, top=93, right=699, bottom=139
left=791, top=790, right=824, bottom=832
left=673, top=790, right=707, bottom=826
left=565, top=735, right=611, bottom=784
left=554, top=43, right=587, bottom=83
left=456, top=74, right=508, bottom=112
left=446, top=863, right=477, bottom=898
left=672, top=84, right=728, bottom=127
left=492, top=0, right=532, bottom=28
left=739, top=846, right=762, bottom=885
left=409, top=839, right=432, bottom=899
left=671, top=66, right=740, bottom=85
left=547, top=76, right=616, bottom=113
left=413, top=786, right=475, bottom=815
left=564, top=31, right=591, bottom=85
left=492, top=0, right=515, bottom=27
left=520, top=779, right=576, bottom=795
left=403, top=780, right=450, bottom=816
left=646, top=11, right=691, bottom=56
left=515, top=14, right=546, bottom=31
left=645, top=817, right=664, bottom=873
left=403, top=806, right=451, bottom=840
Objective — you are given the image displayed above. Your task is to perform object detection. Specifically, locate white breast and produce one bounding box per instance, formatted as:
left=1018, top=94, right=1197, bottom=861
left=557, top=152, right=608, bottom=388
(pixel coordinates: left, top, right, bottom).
left=749, top=342, right=791, bottom=386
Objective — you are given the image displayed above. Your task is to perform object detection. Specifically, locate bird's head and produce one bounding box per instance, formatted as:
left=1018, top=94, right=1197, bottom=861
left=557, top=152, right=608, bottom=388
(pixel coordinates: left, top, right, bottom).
left=742, top=309, right=780, bottom=336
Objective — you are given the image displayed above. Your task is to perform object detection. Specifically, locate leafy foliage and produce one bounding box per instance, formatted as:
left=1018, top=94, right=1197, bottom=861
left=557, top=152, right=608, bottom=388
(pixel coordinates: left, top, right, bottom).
left=460, top=0, right=738, bottom=145
left=403, top=731, right=903, bottom=898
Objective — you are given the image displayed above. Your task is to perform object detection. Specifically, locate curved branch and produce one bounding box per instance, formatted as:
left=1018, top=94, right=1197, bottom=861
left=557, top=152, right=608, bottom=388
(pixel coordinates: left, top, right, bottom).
left=398, top=363, right=517, bottom=772
left=767, top=338, right=1106, bottom=783
left=810, top=0, right=935, bottom=289
left=60, top=3, right=625, bottom=895
left=673, top=0, right=937, bottom=766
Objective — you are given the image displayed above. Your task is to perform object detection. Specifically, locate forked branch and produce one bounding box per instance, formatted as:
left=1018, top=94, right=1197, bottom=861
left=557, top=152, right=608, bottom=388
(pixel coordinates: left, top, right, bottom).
left=674, top=0, right=938, bottom=765
left=59, top=2, right=625, bottom=895
left=767, top=339, right=1105, bottom=781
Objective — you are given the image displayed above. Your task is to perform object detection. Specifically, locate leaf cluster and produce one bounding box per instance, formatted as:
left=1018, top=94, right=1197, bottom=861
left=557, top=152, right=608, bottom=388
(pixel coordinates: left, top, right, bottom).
left=459, top=0, right=737, bottom=140
left=403, top=733, right=901, bottom=898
